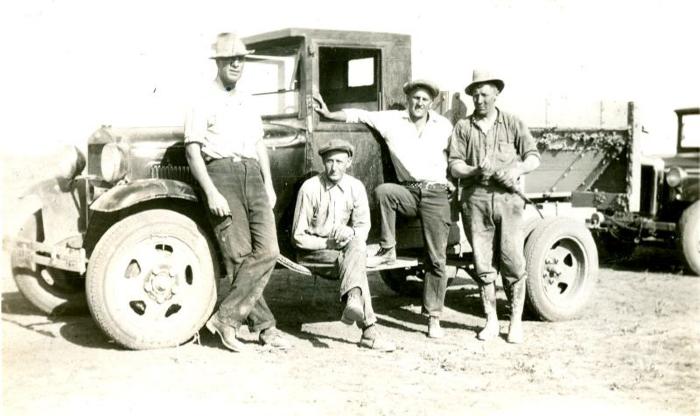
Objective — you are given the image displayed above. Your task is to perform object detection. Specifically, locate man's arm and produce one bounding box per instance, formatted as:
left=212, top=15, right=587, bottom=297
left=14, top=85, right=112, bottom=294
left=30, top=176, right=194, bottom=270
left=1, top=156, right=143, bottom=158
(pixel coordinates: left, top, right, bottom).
left=185, top=143, right=230, bottom=217
left=255, top=139, right=276, bottom=208
left=347, top=181, right=371, bottom=243
left=448, top=122, right=482, bottom=179
left=291, top=185, right=330, bottom=251
left=313, top=94, right=347, bottom=122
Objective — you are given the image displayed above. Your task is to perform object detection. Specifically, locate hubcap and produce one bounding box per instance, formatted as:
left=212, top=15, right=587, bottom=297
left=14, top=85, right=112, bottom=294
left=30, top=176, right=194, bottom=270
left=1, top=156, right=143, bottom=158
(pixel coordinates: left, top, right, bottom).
left=103, top=234, right=210, bottom=329
left=540, top=238, right=587, bottom=307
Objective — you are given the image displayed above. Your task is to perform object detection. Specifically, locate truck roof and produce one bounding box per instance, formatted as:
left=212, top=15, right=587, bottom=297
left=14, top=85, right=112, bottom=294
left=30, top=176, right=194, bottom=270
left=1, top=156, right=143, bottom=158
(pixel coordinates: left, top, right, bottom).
left=675, top=107, right=700, bottom=116
left=243, top=27, right=410, bottom=46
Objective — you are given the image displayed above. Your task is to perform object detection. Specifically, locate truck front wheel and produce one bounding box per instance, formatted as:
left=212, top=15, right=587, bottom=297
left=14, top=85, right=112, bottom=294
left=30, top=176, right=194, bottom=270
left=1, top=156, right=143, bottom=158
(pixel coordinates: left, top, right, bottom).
left=678, top=201, right=700, bottom=276
left=86, top=209, right=218, bottom=350
left=524, top=217, right=598, bottom=321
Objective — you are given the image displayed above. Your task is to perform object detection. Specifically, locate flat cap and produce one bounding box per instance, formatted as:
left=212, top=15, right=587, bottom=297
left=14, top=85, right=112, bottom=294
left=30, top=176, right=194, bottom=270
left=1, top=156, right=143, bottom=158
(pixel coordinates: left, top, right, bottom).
left=318, top=139, right=355, bottom=158
left=402, top=79, right=440, bottom=99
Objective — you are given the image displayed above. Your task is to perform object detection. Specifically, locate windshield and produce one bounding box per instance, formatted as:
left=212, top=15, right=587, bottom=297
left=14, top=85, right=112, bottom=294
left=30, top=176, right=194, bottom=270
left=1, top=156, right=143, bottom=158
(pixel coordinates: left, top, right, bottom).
left=237, top=40, right=301, bottom=117
left=680, top=114, right=700, bottom=149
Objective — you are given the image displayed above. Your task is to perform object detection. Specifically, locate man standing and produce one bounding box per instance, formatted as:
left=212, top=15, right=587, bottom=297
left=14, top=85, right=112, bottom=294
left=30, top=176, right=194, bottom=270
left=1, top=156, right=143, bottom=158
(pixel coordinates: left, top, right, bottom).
left=448, top=70, right=540, bottom=344
left=314, top=80, right=453, bottom=339
left=184, top=32, right=290, bottom=352
left=292, top=139, right=396, bottom=352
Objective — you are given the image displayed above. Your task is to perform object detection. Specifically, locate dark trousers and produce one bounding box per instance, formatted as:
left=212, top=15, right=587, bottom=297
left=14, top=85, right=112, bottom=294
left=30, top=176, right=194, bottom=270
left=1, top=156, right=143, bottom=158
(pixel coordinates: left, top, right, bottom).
left=375, top=183, right=451, bottom=317
left=461, top=187, right=527, bottom=287
left=206, top=158, right=279, bottom=332
left=298, top=239, right=377, bottom=328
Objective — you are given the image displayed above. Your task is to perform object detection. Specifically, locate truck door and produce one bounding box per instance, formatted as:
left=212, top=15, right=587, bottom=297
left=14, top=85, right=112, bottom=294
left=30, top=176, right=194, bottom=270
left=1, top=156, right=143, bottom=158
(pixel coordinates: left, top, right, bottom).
left=312, top=45, right=395, bottom=240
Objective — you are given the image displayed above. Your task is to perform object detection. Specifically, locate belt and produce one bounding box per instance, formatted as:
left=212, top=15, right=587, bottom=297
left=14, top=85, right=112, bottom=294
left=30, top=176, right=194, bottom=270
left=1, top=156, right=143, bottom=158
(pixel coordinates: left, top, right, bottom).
left=401, top=181, right=449, bottom=191
left=204, top=155, right=244, bottom=164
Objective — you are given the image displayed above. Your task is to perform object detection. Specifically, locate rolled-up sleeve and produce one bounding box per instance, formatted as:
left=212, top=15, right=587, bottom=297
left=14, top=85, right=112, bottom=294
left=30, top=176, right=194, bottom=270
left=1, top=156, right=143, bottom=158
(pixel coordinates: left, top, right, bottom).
left=343, top=109, right=394, bottom=138
left=291, top=184, right=328, bottom=251
left=515, top=118, right=540, bottom=160
left=350, top=182, right=371, bottom=243
left=447, top=121, right=469, bottom=170
left=184, top=105, right=207, bottom=146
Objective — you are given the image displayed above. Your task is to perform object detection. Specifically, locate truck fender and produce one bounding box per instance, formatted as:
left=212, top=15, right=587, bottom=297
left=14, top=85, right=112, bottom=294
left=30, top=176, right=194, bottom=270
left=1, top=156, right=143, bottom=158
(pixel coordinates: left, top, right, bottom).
left=90, top=179, right=199, bottom=212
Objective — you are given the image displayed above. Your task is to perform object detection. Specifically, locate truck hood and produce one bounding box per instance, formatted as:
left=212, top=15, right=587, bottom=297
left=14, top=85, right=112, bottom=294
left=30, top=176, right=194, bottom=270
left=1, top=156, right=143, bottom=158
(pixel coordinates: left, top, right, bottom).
left=663, top=152, right=700, bottom=172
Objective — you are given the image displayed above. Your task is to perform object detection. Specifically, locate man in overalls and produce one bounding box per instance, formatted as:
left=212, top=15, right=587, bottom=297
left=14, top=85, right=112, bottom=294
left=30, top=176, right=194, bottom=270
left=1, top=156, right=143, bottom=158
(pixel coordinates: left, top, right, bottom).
left=448, top=70, right=540, bottom=344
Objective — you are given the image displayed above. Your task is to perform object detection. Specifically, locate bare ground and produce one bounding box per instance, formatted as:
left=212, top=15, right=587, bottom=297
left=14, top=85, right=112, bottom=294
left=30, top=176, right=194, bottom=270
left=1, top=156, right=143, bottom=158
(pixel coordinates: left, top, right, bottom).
left=2, top=246, right=699, bottom=416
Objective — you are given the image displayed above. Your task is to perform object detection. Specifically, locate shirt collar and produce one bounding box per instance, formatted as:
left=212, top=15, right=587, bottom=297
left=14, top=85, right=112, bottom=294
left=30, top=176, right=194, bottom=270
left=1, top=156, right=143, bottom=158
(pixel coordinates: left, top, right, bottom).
left=214, top=77, right=237, bottom=94
left=469, top=107, right=503, bottom=126
left=321, top=174, right=349, bottom=192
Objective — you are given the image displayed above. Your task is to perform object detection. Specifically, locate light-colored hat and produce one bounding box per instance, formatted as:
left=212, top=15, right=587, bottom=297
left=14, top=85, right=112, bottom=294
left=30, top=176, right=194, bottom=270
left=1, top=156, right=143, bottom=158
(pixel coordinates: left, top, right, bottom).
left=318, top=139, right=355, bottom=158
left=403, top=79, right=440, bottom=99
left=465, top=70, right=505, bottom=95
left=210, top=32, right=255, bottom=59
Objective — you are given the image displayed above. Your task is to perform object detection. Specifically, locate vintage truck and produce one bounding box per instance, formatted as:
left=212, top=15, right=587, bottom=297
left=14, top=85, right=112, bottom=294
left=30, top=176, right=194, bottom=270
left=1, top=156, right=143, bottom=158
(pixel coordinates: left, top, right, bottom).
left=7, top=28, right=634, bottom=350
left=588, top=107, right=699, bottom=273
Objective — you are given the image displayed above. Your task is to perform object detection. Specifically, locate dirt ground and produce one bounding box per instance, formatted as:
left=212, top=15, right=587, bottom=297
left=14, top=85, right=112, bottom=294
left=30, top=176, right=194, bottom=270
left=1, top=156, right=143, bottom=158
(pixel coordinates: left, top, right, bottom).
left=2, top=245, right=699, bottom=416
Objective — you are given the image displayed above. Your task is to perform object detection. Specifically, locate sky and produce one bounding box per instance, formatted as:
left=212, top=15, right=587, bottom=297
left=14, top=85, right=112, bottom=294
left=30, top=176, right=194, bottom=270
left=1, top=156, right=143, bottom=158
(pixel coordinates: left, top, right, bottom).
left=1, top=0, right=698, bottom=157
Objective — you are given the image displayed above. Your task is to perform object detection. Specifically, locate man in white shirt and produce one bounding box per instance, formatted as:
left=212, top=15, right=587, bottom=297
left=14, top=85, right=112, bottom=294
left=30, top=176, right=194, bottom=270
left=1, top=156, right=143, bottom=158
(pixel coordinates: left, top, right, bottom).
left=185, top=32, right=290, bottom=352
left=292, top=139, right=395, bottom=352
left=314, top=80, right=453, bottom=339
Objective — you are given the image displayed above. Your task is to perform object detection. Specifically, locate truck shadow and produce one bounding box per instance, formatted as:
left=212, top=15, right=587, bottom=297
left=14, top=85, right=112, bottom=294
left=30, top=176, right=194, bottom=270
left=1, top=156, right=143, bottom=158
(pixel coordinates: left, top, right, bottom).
left=601, top=245, right=688, bottom=274
left=264, top=271, right=487, bottom=342
left=1, top=291, right=121, bottom=350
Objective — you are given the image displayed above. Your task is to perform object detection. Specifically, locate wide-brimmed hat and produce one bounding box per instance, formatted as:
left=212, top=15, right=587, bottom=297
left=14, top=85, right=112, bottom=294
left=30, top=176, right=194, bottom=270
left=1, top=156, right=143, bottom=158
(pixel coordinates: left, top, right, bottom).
left=465, top=70, right=505, bottom=95
left=318, top=139, right=355, bottom=158
left=210, top=32, right=255, bottom=59
left=403, top=79, right=440, bottom=99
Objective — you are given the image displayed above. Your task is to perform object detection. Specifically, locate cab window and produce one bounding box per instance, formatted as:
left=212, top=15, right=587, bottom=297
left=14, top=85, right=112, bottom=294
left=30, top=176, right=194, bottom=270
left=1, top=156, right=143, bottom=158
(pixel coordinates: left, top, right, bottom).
left=238, top=39, right=302, bottom=118
left=680, top=114, right=700, bottom=149
left=319, top=47, right=381, bottom=112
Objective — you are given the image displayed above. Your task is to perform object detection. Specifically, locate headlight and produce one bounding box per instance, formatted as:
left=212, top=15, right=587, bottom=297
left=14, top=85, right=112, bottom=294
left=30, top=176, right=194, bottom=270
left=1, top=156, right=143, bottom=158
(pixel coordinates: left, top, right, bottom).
left=665, top=167, right=686, bottom=188
left=100, top=143, right=127, bottom=183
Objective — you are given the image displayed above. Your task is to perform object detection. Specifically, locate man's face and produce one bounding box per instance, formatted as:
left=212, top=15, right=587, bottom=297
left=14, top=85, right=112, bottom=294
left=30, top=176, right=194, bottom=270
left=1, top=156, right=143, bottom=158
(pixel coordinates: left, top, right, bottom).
left=472, top=83, right=499, bottom=116
left=407, top=88, right=433, bottom=120
left=216, top=56, right=245, bottom=86
left=323, top=150, right=352, bottom=184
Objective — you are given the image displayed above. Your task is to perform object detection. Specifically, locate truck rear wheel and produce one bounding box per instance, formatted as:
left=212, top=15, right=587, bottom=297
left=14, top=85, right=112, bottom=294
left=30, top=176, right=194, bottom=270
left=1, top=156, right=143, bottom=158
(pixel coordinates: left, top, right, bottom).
left=678, top=201, right=700, bottom=276
left=524, top=217, right=598, bottom=321
left=380, top=267, right=424, bottom=297
left=86, top=209, right=218, bottom=350
left=11, top=212, right=87, bottom=315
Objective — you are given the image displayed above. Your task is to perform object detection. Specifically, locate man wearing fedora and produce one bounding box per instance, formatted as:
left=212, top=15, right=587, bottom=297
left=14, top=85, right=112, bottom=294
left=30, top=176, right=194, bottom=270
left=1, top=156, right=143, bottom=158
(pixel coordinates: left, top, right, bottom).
left=314, top=80, right=453, bottom=339
left=291, top=138, right=396, bottom=352
left=448, top=70, right=540, bottom=344
left=184, top=32, right=290, bottom=351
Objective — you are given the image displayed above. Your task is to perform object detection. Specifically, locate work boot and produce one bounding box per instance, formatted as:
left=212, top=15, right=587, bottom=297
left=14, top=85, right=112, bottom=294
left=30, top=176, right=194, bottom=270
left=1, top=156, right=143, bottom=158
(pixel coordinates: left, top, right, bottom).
left=259, top=327, right=292, bottom=349
left=428, top=316, right=445, bottom=339
left=367, top=246, right=396, bottom=268
left=341, top=287, right=364, bottom=325
left=477, top=283, right=499, bottom=341
left=205, top=313, right=245, bottom=352
left=359, top=324, right=396, bottom=352
left=507, top=279, right=527, bottom=344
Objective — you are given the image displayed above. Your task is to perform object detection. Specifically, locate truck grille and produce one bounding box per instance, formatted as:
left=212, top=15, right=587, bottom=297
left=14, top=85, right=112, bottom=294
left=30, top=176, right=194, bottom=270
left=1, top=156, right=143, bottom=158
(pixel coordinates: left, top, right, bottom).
left=150, top=164, right=195, bottom=184
left=639, top=165, right=658, bottom=215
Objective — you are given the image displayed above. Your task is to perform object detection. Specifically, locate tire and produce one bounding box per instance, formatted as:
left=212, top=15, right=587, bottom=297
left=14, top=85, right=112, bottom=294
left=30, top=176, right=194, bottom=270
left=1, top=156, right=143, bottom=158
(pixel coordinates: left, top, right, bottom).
left=678, top=201, right=700, bottom=276
left=86, top=209, right=218, bottom=350
left=11, top=212, right=87, bottom=315
left=380, top=267, right=424, bottom=297
left=524, top=217, right=598, bottom=321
